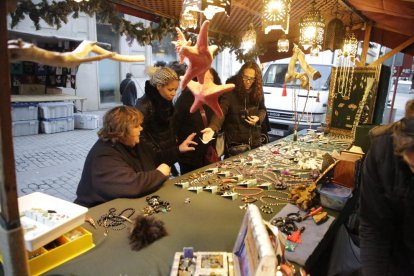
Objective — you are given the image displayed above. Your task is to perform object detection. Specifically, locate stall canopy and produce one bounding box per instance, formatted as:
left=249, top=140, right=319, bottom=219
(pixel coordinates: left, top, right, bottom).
left=113, top=0, right=414, bottom=62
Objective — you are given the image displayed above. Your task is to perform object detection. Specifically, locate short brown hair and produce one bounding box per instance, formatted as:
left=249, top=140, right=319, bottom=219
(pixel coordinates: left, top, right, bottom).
left=98, top=106, right=143, bottom=144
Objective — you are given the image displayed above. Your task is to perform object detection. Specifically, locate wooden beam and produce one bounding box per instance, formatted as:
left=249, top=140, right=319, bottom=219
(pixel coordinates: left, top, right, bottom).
left=0, top=1, right=30, bottom=274
left=360, top=24, right=372, bottom=65
left=369, top=35, right=414, bottom=67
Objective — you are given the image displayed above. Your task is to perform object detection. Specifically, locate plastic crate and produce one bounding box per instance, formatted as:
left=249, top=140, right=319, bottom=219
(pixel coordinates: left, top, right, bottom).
left=11, top=103, right=38, bottom=121
left=74, top=113, right=100, bottom=129
left=38, top=102, right=74, bottom=119
left=12, top=120, right=39, bottom=137
left=317, top=182, right=352, bottom=211
left=40, top=117, right=74, bottom=134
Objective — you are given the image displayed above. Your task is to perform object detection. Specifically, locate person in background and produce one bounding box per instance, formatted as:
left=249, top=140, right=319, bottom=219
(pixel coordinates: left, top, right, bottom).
left=120, top=73, right=138, bottom=106
left=136, top=66, right=194, bottom=176
left=201, top=61, right=267, bottom=156
left=173, top=68, right=221, bottom=174
left=360, top=99, right=414, bottom=275
left=74, top=106, right=196, bottom=208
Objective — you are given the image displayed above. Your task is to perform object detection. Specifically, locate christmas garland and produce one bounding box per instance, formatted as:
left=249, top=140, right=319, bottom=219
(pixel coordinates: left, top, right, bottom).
left=9, top=0, right=264, bottom=63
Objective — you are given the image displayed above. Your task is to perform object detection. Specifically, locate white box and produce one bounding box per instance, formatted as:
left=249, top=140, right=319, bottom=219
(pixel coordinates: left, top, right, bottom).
left=40, top=117, right=74, bottom=134
left=18, top=192, right=88, bottom=251
left=12, top=120, right=39, bottom=137
left=11, top=103, right=38, bottom=121
left=74, top=113, right=100, bottom=129
left=38, top=102, right=74, bottom=119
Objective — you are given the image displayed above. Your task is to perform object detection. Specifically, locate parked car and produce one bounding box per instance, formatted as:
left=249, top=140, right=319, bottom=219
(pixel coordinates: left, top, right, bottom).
left=263, top=61, right=332, bottom=136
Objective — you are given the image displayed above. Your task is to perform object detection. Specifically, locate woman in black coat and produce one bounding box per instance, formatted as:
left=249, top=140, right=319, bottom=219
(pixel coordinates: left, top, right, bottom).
left=135, top=67, right=194, bottom=175
left=74, top=106, right=196, bottom=208
left=173, top=68, right=221, bottom=174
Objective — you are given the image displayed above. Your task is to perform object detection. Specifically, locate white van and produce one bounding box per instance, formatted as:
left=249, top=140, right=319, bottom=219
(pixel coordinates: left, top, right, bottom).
left=263, top=61, right=332, bottom=136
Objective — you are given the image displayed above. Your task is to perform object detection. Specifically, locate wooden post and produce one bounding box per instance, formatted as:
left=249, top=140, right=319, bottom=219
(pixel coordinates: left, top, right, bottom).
left=0, top=0, right=30, bottom=275
left=360, top=24, right=372, bottom=66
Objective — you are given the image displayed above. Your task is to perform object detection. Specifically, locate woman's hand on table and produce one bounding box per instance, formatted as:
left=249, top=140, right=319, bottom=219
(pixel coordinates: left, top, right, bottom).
left=157, top=163, right=171, bottom=176
left=179, top=133, right=197, bottom=152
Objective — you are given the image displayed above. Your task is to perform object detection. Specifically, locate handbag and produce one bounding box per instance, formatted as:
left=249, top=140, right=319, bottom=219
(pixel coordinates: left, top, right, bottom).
left=200, top=107, right=220, bottom=165
left=227, top=143, right=251, bottom=156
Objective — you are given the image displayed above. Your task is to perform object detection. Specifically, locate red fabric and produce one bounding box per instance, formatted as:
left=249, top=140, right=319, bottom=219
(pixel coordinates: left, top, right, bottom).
left=282, top=83, right=287, bottom=97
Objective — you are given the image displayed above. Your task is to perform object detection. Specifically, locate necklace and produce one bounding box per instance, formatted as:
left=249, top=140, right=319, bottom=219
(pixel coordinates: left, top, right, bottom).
left=232, top=187, right=263, bottom=197
left=97, top=207, right=135, bottom=235
left=259, top=195, right=292, bottom=206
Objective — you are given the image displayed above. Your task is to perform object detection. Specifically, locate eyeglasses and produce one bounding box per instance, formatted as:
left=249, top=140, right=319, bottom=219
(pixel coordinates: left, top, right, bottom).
left=242, top=75, right=255, bottom=82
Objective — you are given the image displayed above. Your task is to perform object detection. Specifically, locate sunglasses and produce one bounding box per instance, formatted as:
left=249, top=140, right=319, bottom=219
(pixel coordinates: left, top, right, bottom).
left=242, top=75, right=255, bottom=82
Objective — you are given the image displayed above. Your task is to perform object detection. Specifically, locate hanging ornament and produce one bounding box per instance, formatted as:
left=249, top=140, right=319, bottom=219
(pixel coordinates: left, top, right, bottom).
left=181, top=0, right=231, bottom=20
left=299, top=0, right=325, bottom=50
left=324, top=18, right=345, bottom=51
left=277, top=35, right=290, bottom=52
left=180, top=10, right=198, bottom=29
left=262, top=0, right=292, bottom=34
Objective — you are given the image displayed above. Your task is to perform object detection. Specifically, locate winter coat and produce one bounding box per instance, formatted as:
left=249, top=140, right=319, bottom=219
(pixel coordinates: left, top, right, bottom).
left=360, top=125, right=414, bottom=275
left=135, top=81, right=177, bottom=164
left=74, top=139, right=179, bottom=208
left=173, top=88, right=213, bottom=172
left=209, top=79, right=266, bottom=148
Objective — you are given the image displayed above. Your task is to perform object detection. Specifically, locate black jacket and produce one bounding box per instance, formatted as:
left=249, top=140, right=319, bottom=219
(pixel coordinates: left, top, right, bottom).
left=173, top=88, right=213, bottom=170
left=360, top=125, right=414, bottom=275
left=120, top=78, right=138, bottom=106
left=135, top=81, right=177, bottom=163
left=209, top=78, right=266, bottom=148
left=74, top=139, right=178, bottom=208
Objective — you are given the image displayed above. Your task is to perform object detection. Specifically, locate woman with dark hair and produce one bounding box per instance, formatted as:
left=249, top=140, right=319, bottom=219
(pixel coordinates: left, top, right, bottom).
left=136, top=66, right=196, bottom=175
left=360, top=99, right=414, bottom=275
left=74, top=106, right=196, bottom=207
left=173, top=68, right=222, bottom=174
left=201, top=61, right=267, bottom=156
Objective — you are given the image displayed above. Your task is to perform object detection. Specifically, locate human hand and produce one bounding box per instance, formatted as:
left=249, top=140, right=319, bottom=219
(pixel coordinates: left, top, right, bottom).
left=245, top=115, right=259, bottom=126
left=156, top=163, right=171, bottom=176
left=200, top=128, right=215, bottom=143
left=179, top=133, right=197, bottom=152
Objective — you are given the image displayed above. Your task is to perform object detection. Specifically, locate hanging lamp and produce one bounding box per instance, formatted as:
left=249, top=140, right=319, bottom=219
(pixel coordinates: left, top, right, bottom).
left=299, top=0, right=325, bottom=50
left=262, top=0, right=292, bottom=34
left=277, top=35, right=289, bottom=52
left=241, top=22, right=257, bottom=54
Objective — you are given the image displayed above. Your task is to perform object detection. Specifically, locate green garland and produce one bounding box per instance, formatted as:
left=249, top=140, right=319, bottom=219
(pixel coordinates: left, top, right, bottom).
left=9, top=0, right=264, bottom=63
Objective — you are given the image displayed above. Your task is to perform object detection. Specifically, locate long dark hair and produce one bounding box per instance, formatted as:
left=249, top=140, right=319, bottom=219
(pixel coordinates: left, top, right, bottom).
left=235, top=61, right=263, bottom=104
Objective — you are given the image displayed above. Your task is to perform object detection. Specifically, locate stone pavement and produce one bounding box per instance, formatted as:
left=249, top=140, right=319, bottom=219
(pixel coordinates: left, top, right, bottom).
left=13, top=111, right=105, bottom=203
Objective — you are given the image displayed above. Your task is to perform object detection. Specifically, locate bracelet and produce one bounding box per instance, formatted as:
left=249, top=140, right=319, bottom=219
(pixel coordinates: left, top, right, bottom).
left=259, top=205, right=274, bottom=214
left=232, top=187, right=263, bottom=197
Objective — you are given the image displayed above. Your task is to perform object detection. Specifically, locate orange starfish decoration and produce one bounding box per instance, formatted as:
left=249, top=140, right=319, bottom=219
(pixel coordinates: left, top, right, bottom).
left=186, top=73, right=235, bottom=118
left=178, top=20, right=218, bottom=89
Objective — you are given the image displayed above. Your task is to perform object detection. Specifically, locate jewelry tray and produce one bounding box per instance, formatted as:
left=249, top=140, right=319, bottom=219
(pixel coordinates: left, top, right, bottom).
left=18, top=192, right=88, bottom=251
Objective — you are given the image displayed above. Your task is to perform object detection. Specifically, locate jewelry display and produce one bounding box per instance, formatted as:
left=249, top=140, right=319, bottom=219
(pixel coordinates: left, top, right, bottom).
left=144, top=195, right=171, bottom=215
left=241, top=196, right=258, bottom=204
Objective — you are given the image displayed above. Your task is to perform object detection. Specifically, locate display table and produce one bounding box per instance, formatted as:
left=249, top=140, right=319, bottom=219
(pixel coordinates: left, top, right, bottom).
left=44, top=132, right=355, bottom=275
left=11, top=94, right=87, bottom=112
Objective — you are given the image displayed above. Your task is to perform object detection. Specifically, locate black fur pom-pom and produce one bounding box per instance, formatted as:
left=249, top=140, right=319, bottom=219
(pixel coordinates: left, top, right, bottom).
left=128, top=215, right=168, bottom=251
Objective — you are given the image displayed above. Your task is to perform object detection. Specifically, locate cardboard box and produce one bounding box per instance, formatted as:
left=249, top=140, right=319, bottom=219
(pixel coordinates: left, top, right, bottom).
left=170, top=204, right=280, bottom=276
left=19, top=84, right=45, bottom=95
left=46, top=87, right=63, bottom=94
